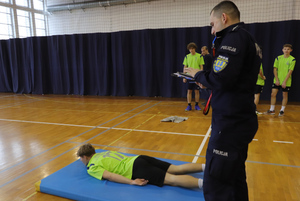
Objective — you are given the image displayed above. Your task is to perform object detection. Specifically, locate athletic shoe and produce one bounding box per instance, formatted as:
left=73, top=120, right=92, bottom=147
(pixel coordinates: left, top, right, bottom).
left=278, top=111, right=284, bottom=117
left=185, top=105, right=192, bottom=111
left=264, top=110, right=275, bottom=115
left=195, top=105, right=201, bottom=111
left=256, top=111, right=263, bottom=115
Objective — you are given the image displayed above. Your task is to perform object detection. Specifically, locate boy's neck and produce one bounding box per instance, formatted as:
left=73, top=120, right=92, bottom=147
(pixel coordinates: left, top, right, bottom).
left=284, top=54, right=290, bottom=58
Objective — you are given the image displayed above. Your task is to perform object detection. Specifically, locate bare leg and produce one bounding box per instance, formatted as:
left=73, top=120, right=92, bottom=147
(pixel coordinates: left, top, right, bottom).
left=187, top=89, right=192, bottom=104
left=271, top=88, right=278, bottom=106
left=194, top=90, right=200, bottom=103
left=254, top=93, right=260, bottom=106
left=282, top=91, right=288, bottom=107
left=164, top=173, right=199, bottom=188
left=167, top=163, right=203, bottom=175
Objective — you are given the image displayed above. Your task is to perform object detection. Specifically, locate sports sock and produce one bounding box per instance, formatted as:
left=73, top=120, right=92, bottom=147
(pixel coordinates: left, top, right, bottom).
left=270, top=105, right=275, bottom=111
left=188, top=103, right=191, bottom=106
left=195, top=102, right=199, bottom=106
left=280, top=106, right=285, bottom=112
left=198, top=178, right=203, bottom=189
left=202, top=164, right=205, bottom=172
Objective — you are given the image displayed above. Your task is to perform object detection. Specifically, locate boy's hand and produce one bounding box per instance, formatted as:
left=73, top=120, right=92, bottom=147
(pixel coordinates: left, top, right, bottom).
left=183, top=78, right=187, bottom=83
left=275, top=80, right=280, bottom=86
left=282, top=81, right=286, bottom=89
left=131, top=178, right=148, bottom=186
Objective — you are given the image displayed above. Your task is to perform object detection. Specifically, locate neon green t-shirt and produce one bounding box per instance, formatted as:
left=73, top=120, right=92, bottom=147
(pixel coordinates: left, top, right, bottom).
left=273, top=55, right=296, bottom=87
left=256, top=64, right=265, bottom=86
left=87, top=151, right=139, bottom=180
left=183, top=53, right=204, bottom=70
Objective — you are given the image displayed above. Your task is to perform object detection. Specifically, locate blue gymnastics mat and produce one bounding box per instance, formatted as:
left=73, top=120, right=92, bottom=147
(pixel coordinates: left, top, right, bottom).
left=36, top=149, right=204, bottom=201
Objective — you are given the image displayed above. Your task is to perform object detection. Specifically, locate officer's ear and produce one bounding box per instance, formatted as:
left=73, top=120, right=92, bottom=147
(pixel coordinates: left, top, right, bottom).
left=221, top=13, right=228, bottom=24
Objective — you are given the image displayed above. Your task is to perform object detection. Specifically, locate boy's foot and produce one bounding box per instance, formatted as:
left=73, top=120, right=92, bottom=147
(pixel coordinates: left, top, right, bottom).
left=185, top=105, right=192, bottom=111
left=278, top=111, right=284, bottom=117
left=195, top=105, right=201, bottom=111
left=256, top=111, right=263, bottom=115
left=264, top=110, right=275, bottom=115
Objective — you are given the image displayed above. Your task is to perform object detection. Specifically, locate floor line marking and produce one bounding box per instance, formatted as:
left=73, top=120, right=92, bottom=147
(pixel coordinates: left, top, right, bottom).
left=0, top=101, right=159, bottom=188
left=22, top=192, right=37, bottom=201
left=0, top=118, right=207, bottom=136
left=0, top=101, right=153, bottom=176
left=0, top=118, right=95, bottom=127
left=273, top=140, right=294, bottom=144
left=192, top=125, right=211, bottom=163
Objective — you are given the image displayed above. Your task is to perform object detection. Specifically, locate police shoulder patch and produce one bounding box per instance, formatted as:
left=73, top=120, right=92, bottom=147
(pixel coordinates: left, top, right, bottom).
left=213, top=55, right=229, bottom=73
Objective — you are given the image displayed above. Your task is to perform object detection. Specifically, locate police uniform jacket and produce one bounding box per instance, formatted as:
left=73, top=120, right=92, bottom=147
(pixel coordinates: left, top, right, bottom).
left=194, top=22, right=261, bottom=149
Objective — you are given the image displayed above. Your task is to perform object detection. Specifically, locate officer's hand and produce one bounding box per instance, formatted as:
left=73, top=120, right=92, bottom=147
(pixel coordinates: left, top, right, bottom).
left=183, top=78, right=187, bottom=83
left=184, top=67, right=200, bottom=77
left=196, top=82, right=206, bottom=89
left=275, top=80, right=280, bottom=86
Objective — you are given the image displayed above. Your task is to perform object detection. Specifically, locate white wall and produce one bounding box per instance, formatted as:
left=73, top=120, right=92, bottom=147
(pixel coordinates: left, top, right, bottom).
left=46, top=0, right=300, bottom=35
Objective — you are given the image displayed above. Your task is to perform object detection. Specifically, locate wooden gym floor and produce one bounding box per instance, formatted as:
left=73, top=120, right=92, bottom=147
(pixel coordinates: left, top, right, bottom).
left=0, top=93, right=299, bottom=201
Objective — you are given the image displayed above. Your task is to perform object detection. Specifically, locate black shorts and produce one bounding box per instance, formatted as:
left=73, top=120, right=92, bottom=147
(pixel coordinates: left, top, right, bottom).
left=272, top=84, right=291, bottom=92
left=254, top=85, right=264, bottom=94
left=187, top=82, right=200, bottom=90
left=132, top=155, right=171, bottom=187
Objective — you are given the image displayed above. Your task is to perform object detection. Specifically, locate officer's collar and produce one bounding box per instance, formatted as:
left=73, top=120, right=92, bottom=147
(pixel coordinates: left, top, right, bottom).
left=216, top=22, right=245, bottom=38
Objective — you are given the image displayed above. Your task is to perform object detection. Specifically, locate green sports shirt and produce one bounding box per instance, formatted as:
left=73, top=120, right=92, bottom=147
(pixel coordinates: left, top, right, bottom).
left=87, top=151, right=139, bottom=180
left=183, top=53, right=205, bottom=70
left=256, top=64, right=265, bottom=86
left=273, top=55, right=296, bottom=87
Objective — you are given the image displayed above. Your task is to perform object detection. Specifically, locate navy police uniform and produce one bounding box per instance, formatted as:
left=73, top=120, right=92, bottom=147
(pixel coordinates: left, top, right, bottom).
left=194, top=22, right=261, bottom=201
left=203, top=53, right=213, bottom=71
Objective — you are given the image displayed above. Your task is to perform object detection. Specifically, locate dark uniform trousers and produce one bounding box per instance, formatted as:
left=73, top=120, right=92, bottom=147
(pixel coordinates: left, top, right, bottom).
left=194, top=22, right=261, bottom=201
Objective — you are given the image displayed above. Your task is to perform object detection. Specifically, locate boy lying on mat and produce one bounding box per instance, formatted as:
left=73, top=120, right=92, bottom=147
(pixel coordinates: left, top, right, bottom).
left=77, top=143, right=204, bottom=189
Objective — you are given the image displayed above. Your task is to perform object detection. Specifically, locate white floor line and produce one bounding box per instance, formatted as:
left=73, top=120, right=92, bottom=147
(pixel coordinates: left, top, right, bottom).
left=0, top=118, right=206, bottom=136
left=252, top=139, right=258, bottom=141
left=0, top=118, right=95, bottom=128
left=273, top=140, right=294, bottom=144
left=109, top=127, right=205, bottom=137
left=192, top=125, right=211, bottom=163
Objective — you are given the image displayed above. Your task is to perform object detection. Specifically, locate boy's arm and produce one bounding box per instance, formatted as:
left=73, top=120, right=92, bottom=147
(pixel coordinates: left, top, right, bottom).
left=259, top=69, right=266, bottom=80
left=282, top=70, right=293, bottom=89
left=183, top=65, right=187, bottom=83
left=200, top=65, right=203, bottom=71
left=102, top=170, right=148, bottom=186
left=273, top=67, right=280, bottom=86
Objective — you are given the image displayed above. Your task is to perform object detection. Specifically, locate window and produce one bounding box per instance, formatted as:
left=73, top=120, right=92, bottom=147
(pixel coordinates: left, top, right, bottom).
left=35, top=13, right=46, bottom=36
left=0, top=0, right=47, bottom=39
left=33, top=0, right=43, bottom=10
left=0, top=0, right=11, bottom=3
left=17, top=9, right=31, bottom=38
left=0, top=6, right=13, bottom=39
left=16, top=0, right=29, bottom=7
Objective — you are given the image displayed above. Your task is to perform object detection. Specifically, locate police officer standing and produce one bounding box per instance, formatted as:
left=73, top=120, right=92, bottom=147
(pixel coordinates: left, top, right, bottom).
left=184, top=1, right=261, bottom=201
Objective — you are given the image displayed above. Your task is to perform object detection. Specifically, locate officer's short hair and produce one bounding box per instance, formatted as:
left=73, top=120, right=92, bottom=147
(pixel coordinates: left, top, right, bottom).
left=283, top=44, right=293, bottom=49
left=211, top=1, right=240, bottom=21
left=77, top=143, right=95, bottom=157
left=187, top=42, right=197, bottom=50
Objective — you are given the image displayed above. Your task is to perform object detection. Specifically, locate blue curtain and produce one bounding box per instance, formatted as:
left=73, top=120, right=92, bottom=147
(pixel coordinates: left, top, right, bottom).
left=0, top=20, right=299, bottom=101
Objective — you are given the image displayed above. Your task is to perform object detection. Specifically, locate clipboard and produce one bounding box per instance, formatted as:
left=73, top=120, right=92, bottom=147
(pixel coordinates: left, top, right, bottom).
left=171, top=72, right=195, bottom=81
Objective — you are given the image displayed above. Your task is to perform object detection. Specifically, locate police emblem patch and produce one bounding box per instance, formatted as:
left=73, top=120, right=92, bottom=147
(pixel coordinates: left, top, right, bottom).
left=213, top=55, right=229, bottom=73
